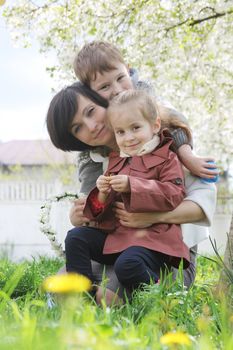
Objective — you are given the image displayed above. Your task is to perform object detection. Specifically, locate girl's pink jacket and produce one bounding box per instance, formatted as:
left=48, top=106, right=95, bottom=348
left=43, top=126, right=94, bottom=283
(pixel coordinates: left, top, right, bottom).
left=84, top=136, right=190, bottom=269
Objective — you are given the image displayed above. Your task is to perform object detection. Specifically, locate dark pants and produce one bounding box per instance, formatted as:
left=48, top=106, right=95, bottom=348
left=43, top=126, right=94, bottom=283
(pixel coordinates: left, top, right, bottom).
left=65, top=227, right=169, bottom=290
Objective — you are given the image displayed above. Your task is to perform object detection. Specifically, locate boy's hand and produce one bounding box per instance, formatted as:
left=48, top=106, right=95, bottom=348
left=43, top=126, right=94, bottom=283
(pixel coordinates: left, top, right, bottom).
left=178, top=144, right=219, bottom=178
left=187, top=156, right=219, bottom=178
left=96, top=175, right=111, bottom=194
left=109, top=175, right=130, bottom=193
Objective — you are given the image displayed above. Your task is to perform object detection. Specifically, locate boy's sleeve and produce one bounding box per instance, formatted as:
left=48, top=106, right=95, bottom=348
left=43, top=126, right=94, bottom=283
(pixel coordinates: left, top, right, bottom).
left=157, top=100, right=193, bottom=150
left=77, top=151, right=103, bottom=195
left=170, top=128, right=193, bottom=150
left=121, top=152, right=185, bottom=213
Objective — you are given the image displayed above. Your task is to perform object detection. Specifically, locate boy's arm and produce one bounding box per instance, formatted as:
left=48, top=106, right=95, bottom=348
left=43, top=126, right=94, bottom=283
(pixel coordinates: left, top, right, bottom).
left=157, top=103, right=219, bottom=179
left=121, top=152, right=185, bottom=213
left=170, top=128, right=193, bottom=150
left=177, top=145, right=219, bottom=179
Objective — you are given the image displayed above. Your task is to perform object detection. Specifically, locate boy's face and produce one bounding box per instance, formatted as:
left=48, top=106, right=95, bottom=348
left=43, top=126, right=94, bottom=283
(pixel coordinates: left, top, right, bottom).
left=90, top=63, right=134, bottom=100
left=110, top=103, right=160, bottom=156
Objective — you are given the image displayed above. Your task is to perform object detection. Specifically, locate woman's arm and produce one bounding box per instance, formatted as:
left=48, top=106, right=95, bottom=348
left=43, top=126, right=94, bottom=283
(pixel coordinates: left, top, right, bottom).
left=114, top=200, right=205, bottom=228
left=114, top=174, right=216, bottom=228
left=77, top=151, right=103, bottom=195
left=69, top=151, right=103, bottom=226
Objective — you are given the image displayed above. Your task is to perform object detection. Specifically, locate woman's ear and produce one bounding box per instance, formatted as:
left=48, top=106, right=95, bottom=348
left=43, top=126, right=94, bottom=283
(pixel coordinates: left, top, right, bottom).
left=153, top=116, right=161, bottom=134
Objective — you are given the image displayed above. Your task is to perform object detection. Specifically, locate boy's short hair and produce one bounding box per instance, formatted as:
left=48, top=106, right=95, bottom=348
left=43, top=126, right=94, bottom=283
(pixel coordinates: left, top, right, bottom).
left=107, top=90, right=158, bottom=125
left=73, top=41, right=126, bottom=85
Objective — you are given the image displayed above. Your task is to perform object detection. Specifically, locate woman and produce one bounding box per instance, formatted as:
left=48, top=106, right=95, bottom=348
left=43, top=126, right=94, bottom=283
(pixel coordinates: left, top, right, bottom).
left=47, top=82, right=216, bottom=305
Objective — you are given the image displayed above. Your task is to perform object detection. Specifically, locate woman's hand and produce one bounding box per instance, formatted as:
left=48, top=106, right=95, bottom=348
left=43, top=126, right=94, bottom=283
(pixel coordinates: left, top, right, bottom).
left=114, top=200, right=205, bottom=227
left=69, top=197, right=90, bottom=226
left=114, top=202, right=157, bottom=228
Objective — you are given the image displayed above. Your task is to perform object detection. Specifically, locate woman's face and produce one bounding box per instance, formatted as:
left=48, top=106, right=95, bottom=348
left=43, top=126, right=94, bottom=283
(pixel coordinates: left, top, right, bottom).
left=70, top=95, right=115, bottom=148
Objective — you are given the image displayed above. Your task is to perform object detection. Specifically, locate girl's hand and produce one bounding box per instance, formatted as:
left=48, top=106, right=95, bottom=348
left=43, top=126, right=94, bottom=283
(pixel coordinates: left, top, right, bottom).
left=96, top=175, right=111, bottom=194
left=109, top=175, right=130, bottom=193
left=69, top=197, right=90, bottom=226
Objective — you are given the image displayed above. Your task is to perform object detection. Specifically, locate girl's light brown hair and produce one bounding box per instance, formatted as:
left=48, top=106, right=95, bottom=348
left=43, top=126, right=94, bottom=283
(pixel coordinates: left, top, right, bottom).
left=107, top=90, right=158, bottom=127
left=107, top=90, right=192, bottom=144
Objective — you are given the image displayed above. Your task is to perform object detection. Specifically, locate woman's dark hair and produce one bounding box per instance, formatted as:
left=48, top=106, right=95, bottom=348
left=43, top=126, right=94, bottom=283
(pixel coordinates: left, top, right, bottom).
left=46, top=82, right=109, bottom=151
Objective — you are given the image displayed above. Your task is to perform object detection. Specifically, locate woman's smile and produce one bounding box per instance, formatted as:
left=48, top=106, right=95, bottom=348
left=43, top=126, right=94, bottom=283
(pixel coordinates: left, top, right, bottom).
left=95, top=125, right=108, bottom=140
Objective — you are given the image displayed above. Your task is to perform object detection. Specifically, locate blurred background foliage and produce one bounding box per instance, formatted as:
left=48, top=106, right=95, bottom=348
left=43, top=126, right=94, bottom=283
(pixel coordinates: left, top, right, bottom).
left=2, top=0, right=233, bottom=171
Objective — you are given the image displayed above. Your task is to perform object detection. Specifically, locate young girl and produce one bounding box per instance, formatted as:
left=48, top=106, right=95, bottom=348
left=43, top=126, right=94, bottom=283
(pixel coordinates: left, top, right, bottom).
left=65, top=90, right=190, bottom=292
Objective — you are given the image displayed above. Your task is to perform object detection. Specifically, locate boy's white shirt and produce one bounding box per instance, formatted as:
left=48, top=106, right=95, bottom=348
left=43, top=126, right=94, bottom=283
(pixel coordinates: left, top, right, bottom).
left=90, top=145, right=216, bottom=248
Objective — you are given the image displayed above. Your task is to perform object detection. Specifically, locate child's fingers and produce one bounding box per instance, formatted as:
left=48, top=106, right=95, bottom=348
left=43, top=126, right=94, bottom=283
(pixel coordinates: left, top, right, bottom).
left=110, top=183, right=117, bottom=190
left=200, top=172, right=219, bottom=179
left=110, top=181, right=123, bottom=188
left=202, top=157, right=215, bottom=163
left=199, top=167, right=219, bottom=178
left=97, top=178, right=110, bottom=186
left=201, top=173, right=217, bottom=179
left=202, top=168, right=219, bottom=175
left=109, top=179, right=119, bottom=186
left=98, top=185, right=110, bottom=192
left=203, top=158, right=217, bottom=169
left=109, top=178, right=123, bottom=185
left=104, top=175, right=113, bottom=181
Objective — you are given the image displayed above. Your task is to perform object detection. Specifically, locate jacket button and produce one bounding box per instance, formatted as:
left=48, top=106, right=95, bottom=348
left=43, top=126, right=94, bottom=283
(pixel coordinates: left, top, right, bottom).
left=174, top=178, right=183, bottom=185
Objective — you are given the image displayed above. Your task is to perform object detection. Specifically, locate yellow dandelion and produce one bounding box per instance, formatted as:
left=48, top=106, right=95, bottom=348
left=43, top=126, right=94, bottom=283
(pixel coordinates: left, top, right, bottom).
left=160, top=331, right=191, bottom=346
left=43, top=273, right=91, bottom=293
left=0, top=0, right=6, bottom=6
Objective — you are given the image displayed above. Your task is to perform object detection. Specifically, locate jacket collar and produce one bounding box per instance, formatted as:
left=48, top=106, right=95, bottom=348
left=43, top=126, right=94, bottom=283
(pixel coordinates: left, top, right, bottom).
left=108, top=131, right=174, bottom=173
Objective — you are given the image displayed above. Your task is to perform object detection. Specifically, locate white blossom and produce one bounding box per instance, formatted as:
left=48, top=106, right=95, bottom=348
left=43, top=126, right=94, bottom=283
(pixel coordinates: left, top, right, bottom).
left=39, top=192, right=78, bottom=256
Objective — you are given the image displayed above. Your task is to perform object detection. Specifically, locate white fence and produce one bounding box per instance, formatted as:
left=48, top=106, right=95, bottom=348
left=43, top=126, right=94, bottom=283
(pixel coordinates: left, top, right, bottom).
left=0, top=181, right=64, bottom=201
left=0, top=181, right=232, bottom=260
left=0, top=181, right=77, bottom=260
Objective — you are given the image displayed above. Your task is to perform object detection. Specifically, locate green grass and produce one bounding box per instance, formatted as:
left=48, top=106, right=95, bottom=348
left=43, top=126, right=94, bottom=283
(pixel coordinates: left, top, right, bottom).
left=0, top=255, right=232, bottom=350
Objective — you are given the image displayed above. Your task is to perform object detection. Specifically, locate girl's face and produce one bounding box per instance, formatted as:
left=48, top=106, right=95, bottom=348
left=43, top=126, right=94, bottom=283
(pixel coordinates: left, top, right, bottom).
left=110, top=103, right=160, bottom=156
left=70, top=95, right=115, bottom=148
